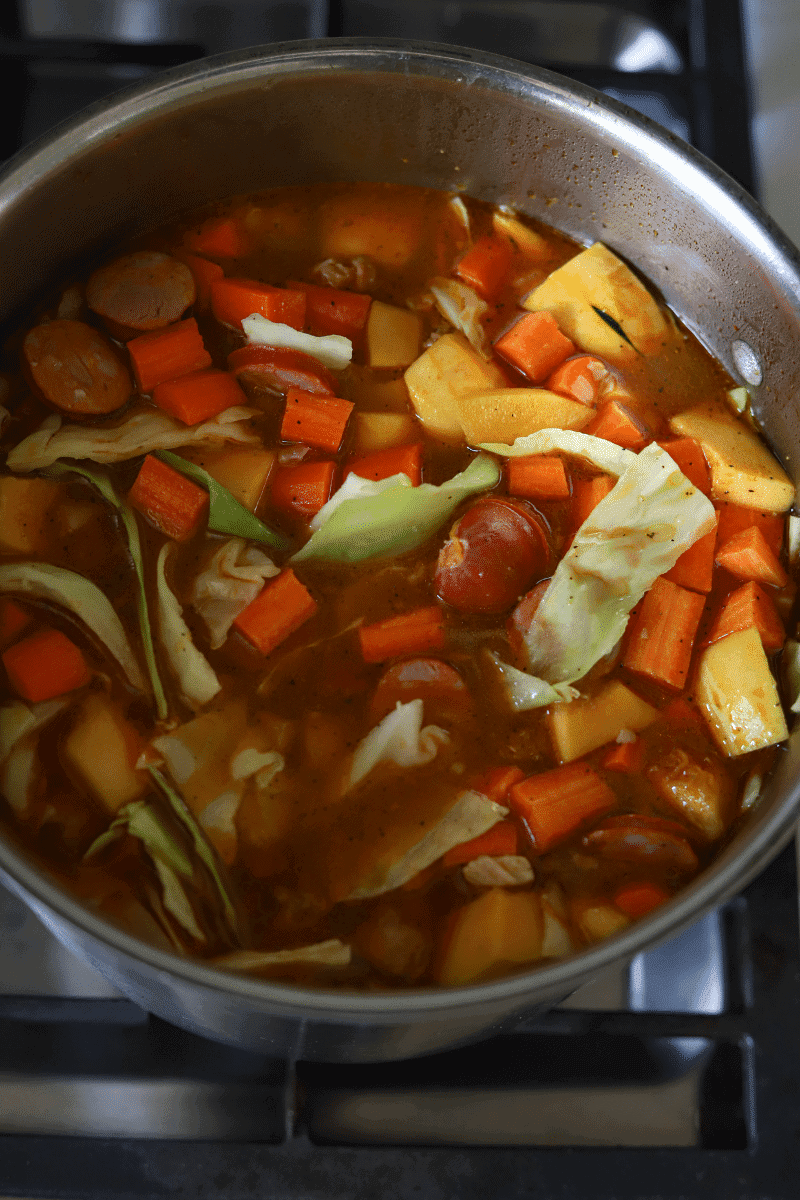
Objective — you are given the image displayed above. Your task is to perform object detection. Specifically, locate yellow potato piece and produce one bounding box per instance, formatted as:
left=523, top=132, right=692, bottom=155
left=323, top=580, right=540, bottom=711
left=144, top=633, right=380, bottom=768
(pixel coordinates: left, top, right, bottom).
left=319, top=193, right=422, bottom=268
left=574, top=902, right=631, bottom=943
left=435, top=887, right=544, bottom=987
left=353, top=411, right=416, bottom=454
left=366, top=301, right=422, bottom=369
left=404, top=331, right=505, bottom=440
left=523, top=242, right=674, bottom=363
left=492, top=211, right=551, bottom=262
left=648, top=748, right=731, bottom=840
left=547, top=680, right=658, bottom=764
left=61, top=694, right=147, bottom=814
left=456, top=386, right=593, bottom=445
left=668, top=406, right=794, bottom=512
left=177, top=445, right=275, bottom=512
left=0, top=475, right=66, bottom=555
left=695, top=626, right=788, bottom=756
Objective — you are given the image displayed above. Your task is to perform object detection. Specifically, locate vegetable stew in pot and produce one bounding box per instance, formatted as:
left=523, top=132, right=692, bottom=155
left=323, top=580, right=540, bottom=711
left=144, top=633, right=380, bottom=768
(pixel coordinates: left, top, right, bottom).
left=0, top=182, right=795, bottom=991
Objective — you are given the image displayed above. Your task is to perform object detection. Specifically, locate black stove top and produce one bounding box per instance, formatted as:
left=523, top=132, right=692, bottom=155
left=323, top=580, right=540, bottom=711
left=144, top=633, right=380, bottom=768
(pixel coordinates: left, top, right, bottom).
left=1, top=2, right=796, bottom=1197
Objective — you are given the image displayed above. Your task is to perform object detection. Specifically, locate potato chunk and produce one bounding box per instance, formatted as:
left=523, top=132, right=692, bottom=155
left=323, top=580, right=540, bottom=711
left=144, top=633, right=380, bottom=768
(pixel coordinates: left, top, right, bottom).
left=0, top=476, right=66, bottom=555
left=177, top=445, right=275, bottom=512
left=456, top=386, right=593, bottom=445
left=366, top=301, right=422, bottom=368
left=435, top=887, right=544, bottom=986
left=523, top=242, right=674, bottom=363
left=695, top=626, right=788, bottom=755
left=547, top=680, right=658, bottom=764
left=353, top=411, right=416, bottom=453
left=61, top=693, right=147, bottom=814
left=668, top=406, right=794, bottom=512
left=404, top=332, right=505, bottom=439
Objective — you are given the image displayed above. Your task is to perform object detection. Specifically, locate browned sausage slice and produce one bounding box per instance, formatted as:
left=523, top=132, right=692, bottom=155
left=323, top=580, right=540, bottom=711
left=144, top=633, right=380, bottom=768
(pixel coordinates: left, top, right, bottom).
left=23, top=320, right=133, bottom=416
left=86, top=251, right=196, bottom=337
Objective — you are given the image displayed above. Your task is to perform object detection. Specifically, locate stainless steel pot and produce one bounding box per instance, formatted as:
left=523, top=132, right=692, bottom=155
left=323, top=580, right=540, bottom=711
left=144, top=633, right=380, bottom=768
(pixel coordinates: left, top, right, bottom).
left=1, top=40, right=800, bottom=1063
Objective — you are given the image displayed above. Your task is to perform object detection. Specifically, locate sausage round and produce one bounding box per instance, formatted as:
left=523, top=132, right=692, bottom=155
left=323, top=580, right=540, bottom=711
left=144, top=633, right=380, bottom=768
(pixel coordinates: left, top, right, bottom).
left=86, top=251, right=196, bottom=337
left=22, top=319, right=133, bottom=416
left=435, top=497, right=550, bottom=614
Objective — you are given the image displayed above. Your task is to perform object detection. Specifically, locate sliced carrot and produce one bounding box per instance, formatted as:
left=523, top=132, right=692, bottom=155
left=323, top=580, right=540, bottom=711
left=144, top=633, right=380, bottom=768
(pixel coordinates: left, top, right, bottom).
left=715, top=524, right=788, bottom=588
left=602, top=737, right=645, bottom=774
left=129, top=453, right=209, bottom=542
left=567, top=475, right=615, bottom=545
left=545, top=355, right=609, bottom=407
left=442, top=820, right=519, bottom=867
left=454, top=234, right=514, bottom=299
left=3, top=627, right=90, bottom=703
left=286, top=280, right=372, bottom=339
left=127, top=318, right=212, bottom=393
left=269, top=460, right=336, bottom=518
left=657, top=436, right=711, bottom=495
left=614, top=881, right=671, bottom=918
left=176, top=253, right=224, bottom=308
left=152, top=368, right=247, bottom=426
left=715, top=502, right=783, bottom=556
left=585, top=398, right=651, bottom=450
left=493, top=311, right=575, bottom=384
left=707, top=580, right=785, bottom=653
left=508, top=455, right=570, bottom=500
left=280, top=388, right=354, bottom=454
left=210, top=277, right=306, bottom=332
left=472, top=765, right=525, bottom=804
left=508, top=761, right=616, bottom=854
left=369, top=658, right=473, bottom=724
left=659, top=697, right=706, bottom=733
left=663, top=519, right=718, bottom=593
left=359, top=606, right=446, bottom=664
left=346, top=442, right=423, bottom=486
left=0, top=599, right=30, bottom=647
left=183, top=215, right=251, bottom=259
left=623, top=576, right=706, bottom=690
left=228, top=345, right=336, bottom=396
left=233, top=568, right=317, bottom=656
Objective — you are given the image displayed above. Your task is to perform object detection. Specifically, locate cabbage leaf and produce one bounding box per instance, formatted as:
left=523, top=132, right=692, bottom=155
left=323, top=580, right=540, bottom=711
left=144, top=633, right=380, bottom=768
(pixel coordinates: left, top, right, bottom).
left=480, top=428, right=637, bottom=476
left=487, top=652, right=579, bottom=711
left=293, top=454, right=500, bottom=564
left=348, top=699, right=450, bottom=791
left=155, top=543, right=221, bottom=710
left=523, top=442, right=716, bottom=685
left=191, top=537, right=280, bottom=650
left=428, top=277, right=489, bottom=356
left=214, top=940, right=352, bottom=973
left=243, top=314, right=352, bottom=369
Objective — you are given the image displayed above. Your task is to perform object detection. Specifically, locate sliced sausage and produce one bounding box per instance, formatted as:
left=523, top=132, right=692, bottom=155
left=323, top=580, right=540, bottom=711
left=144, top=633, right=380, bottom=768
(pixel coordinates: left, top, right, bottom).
left=583, top=815, right=699, bottom=874
left=22, top=320, right=133, bottom=416
left=369, top=657, right=474, bottom=725
left=228, top=345, right=337, bottom=396
left=86, top=251, right=196, bottom=338
left=435, top=498, right=550, bottom=614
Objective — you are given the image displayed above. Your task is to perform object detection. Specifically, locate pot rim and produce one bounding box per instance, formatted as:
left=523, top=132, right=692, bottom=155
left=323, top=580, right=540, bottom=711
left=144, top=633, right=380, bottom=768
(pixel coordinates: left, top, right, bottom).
left=2, top=37, right=800, bottom=1023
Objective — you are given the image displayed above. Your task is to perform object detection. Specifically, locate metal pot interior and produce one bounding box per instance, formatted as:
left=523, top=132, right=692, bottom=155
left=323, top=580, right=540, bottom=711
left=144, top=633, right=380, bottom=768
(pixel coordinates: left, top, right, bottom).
left=2, top=40, right=800, bottom=1057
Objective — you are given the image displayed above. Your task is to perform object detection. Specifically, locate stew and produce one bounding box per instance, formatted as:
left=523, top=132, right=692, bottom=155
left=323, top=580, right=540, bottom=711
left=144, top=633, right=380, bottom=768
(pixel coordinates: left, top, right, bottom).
left=0, top=182, right=795, bottom=990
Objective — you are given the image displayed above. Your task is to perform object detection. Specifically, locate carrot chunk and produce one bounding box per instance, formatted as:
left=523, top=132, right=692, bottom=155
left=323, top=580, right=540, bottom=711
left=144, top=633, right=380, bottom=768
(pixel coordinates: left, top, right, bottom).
left=3, top=627, right=90, bottom=703
left=269, top=460, right=336, bottom=518
left=152, top=368, right=247, bottom=426
left=473, top=765, right=525, bottom=804
left=508, top=761, right=616, bottom=854
left=715, top=524, right=789, bottom=588
left=129, top=453, right=209, bottom=542
left=657, top=436, right=711, bottom=495
left=442, top=820, right=519, bottom=867
left=280, top=388, right=354, bottom=453
left=708, top=580, right=785, bottom=653
left=715, top=502, right=784, bottom=557
left=0, top=599, right=30, bottom=647
left=359, top=606, right=446, bottom=663
left=623, top=576, right=706, bottom=690
left=286, top=280, right=372, bottom=339
left=210, top=277, right=306, bottom=331
left=183, top=215, right=251, bottom=259
left=454, top=234, right=514, bottom=299
left=545, top=355, right=609, bottom=407
left=346, top=442, right=423, bottom=486
left=663, top=519, right=718, bottom=593
left=566, top=475, right=615, bottom=546
left=493, top=311, right=575, bottom=383
left=585, top=399, right=651, bottom=450
left=613, top=882, right=671, bottom=918
left=602, top=737, right=645, bottom=774
left=174, top=253, right=224, bottom=308
left=508, top=455, right=570, bottom=500
left=127, top=318, right=212, bottom=393
left=233, top=569, right=317, bottom=656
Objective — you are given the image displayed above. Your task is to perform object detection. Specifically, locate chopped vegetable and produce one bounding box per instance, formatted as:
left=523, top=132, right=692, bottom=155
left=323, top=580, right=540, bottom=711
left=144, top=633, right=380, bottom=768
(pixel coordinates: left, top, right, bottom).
left=280, top=388, right=354, bottom=453
left=715, top=524, right=789, bottom=588
left=456, top=386, right=593, bottom=445
left=286, top=280, right=372, bottom=339
left=487, top=653, right=579, bottom=711
left=435, top=887, right=544, bottom=986
left=442, top=819, right=518, bottom=866
left=348, top=698, right=449, bottom=791
left=347, top=443, right=423, bottom=486
left=3, top=627, right=90, bottom=703
left=622, top=577, right=706, bottom=690
left=663, top=521, right=717, bottom=593
left=292, top=454, right=501, bottom=564
left=365, top=301, right=422, bottom=369
left=129, top=454, right=209, bottom=543
left=547, top=679, right=658, bottom=763
left=183, top=214, right=251, bottom=259
left=708, top=580, right=785, bottom=653
left=695, top=626, right=789, bottom=755
left=545, top=354, right=608, bottom=407
left=404, top=331, right=505, bottom=439
left=507, top=454, right=571, bottom=499
left=509, top=762, right=616, bottom=853
left=61, top=693, right=147, bottom=813
left=585, top=398, right=651, bottom=450
left=233, top=568, right=318, bottom=656
left=210, top=277, right=306, bottom=331
left=152, top=368, right=247, bottom=426
left=428, top=277, right=489, bottom=356
left=190, top=538, right=279, bottom=650
left=127, top=317, right=212, bottom=393
left=155, top=543, right=221, bottom=710
left=614, top=882, right=670, bottom=918
left=480, top=427, right=636, bottom=476
left=359, top=606, right=445, bottom=663
left=242, top=313, right=352, bottom=370
left=494, top=311, right=575, bottom=383
left=214, top=940, right=351, bottom=973
left=270, top=460, right=336, bottom=517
